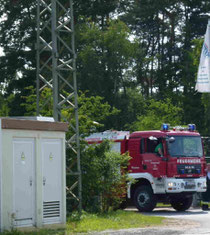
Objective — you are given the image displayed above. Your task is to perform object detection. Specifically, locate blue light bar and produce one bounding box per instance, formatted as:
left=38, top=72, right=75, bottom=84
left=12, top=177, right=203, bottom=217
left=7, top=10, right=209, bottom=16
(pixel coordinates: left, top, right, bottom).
left=188, top=124, right=196, bottom=131
left=161, top=123, right=169, bottom=131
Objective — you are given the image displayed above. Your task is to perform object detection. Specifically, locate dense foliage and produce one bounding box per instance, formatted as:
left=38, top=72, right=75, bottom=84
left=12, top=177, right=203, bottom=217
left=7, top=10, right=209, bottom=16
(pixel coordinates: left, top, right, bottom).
left=0, top=0, right=210, bottom=134
left=81, top=140, right=130, bottom=212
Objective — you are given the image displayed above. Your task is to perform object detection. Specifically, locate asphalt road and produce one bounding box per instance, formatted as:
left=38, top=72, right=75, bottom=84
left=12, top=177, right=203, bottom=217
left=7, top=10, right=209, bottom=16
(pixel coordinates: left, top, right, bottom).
left=96, top=207, right=210, bottom=235
left=144, top=207, right=210, bottom=234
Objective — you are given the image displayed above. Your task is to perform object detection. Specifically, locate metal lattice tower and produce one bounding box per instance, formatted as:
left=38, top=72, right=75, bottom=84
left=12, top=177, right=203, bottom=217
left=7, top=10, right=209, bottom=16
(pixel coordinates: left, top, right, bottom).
left=36, top=0, right=82, bottom=212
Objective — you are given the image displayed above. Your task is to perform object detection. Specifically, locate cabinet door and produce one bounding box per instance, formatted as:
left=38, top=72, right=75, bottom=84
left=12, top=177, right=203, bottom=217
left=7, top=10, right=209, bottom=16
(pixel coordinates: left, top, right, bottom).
left=13, top=138, right=35, bottom=227
left=42, top=139, right=62, bottom=224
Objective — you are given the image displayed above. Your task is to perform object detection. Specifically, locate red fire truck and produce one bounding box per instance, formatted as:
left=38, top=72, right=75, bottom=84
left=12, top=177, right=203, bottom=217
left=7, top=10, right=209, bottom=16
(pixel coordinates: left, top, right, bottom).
left=86, top=124, right=207, bottom=212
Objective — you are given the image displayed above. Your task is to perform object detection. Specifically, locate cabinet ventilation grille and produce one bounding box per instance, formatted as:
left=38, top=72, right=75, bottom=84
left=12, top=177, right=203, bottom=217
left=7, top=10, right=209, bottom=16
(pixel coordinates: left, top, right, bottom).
left=43, top=201, right=60, bottom=218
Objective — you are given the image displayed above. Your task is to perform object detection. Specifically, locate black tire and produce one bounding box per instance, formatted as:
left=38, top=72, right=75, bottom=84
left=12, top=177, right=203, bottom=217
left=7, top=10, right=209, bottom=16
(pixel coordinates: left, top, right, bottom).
left=171, top=196, right=193, bottom=211
left=133, top=185, right=157, bottom=212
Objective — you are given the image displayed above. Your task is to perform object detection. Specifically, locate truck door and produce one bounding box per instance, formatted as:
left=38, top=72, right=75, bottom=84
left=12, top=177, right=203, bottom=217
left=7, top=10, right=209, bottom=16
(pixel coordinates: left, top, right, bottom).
left=140, top=137, right=167, bottom=178
left=127, top=138, right=142, bottom=173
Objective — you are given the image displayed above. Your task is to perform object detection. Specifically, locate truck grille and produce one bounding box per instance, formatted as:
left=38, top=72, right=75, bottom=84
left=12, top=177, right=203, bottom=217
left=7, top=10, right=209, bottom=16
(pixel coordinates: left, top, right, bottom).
left=185, top=185, right=195, bottom=189
left=177, top=164, right=201, bottom=175
left=183, top=179, right=196, bottom=189
left=184, top=184, right=196, bottom=189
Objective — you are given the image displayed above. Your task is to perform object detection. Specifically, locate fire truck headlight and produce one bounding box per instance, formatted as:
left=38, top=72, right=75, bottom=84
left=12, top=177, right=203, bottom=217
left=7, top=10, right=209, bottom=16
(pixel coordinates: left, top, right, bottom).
left=203, top=181, right=207, bottom=188
left=168, top=182, right=174, bottom=187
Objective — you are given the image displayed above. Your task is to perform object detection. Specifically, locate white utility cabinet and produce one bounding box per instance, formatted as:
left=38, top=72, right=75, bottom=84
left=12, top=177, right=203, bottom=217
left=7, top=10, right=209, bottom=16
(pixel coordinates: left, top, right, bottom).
left=0, top=117, right=68, bottom=231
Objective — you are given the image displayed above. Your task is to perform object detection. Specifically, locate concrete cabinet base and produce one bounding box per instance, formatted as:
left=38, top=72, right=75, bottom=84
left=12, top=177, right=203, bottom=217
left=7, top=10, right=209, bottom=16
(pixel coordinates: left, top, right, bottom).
left=0, top=118, right=68, bottom=231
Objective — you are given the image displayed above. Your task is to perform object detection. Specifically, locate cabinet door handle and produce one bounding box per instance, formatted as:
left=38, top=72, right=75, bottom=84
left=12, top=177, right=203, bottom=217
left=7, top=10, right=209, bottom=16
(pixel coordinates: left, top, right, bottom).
left=30, top=177, right=32, bottom=186
left=43, top=177, right=46, bottom=186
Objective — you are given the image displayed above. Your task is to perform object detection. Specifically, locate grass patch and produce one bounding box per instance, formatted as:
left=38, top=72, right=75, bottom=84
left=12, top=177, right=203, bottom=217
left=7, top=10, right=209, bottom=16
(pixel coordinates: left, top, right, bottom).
left=0, top=210, right=165, bottom=235
left=66, top=210, right=164, bottom=233
left=0, top=229, right=64, bottom=235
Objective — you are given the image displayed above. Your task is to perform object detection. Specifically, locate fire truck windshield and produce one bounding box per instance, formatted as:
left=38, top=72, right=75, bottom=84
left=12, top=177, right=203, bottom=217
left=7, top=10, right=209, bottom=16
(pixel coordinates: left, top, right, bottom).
left=168, top=136, right=203, bottom=157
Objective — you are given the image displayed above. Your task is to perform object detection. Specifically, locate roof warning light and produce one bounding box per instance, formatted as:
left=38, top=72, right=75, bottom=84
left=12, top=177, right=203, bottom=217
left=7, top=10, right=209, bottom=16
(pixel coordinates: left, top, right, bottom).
left=162, top=123, right=170, bottom=131
left=188, top=124, right=196, bottom=131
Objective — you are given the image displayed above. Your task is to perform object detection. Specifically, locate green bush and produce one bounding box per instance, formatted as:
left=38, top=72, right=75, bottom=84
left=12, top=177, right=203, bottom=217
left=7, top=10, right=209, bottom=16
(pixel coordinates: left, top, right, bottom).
left=81, top=140, right=130, bottom=213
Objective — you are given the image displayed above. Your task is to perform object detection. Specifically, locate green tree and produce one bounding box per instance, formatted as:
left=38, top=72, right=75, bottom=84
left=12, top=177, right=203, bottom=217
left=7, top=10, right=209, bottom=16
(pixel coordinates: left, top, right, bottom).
left=0, top=0, right=126, bottom=117
left=109, top=88, right=146, bottom=130
left=1, top=0, right=210, bottom=134
left=186, top=38, right=206, bottom=134
left=200, top=93, right=210, bottom=135
left=78, top=92, right=119, bottom=134
left=21, top=86, right=119, bottom=135
left=74, top=0, right=127, bottom=26
left=120, top=0, right=210, bottom=132
left=129, top=98, right=183, bottom=131
left=76, top=19, right=136, bottom=111
left=81, top=140, right=130, bottom=212
left=0, top=94, right=12, bottom=116
left=122, top=0, right=182, bottom=98
left=177, top=2, right=209, bottom=131
left=0, top=0, right=37, bottom=115
left=122, top=0, right=210, bottom=100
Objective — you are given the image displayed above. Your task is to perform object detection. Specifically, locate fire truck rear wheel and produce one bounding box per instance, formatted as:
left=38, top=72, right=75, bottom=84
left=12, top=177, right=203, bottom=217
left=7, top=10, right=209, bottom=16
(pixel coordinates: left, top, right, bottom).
left=170, top=196, right=193, bottom=211
left=134, top=185, right=157, bottom=212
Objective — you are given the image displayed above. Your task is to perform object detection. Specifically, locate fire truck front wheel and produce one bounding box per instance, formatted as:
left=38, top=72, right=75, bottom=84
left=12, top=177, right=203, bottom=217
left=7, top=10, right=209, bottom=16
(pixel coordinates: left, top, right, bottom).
left=170, top=196, right=193, bottom=211
left=134, top=185, right=157, bottom=212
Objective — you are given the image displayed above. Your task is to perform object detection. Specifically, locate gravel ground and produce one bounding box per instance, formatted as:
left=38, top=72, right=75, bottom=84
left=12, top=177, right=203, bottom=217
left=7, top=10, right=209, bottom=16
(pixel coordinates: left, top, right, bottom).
left=93, top=219, right=200, bottom=235
left=90, top=208, right=210, bottom=235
